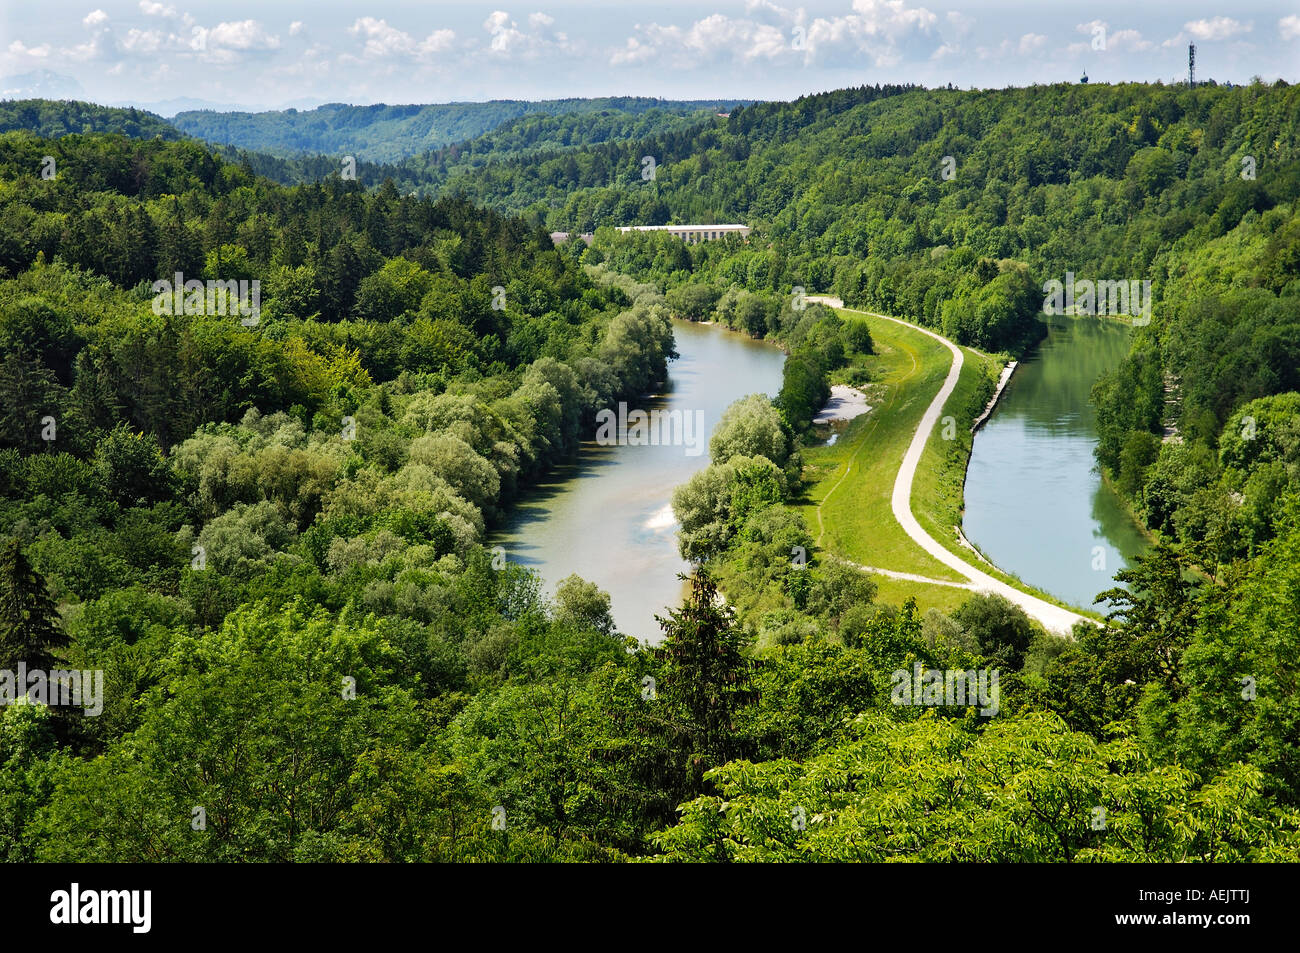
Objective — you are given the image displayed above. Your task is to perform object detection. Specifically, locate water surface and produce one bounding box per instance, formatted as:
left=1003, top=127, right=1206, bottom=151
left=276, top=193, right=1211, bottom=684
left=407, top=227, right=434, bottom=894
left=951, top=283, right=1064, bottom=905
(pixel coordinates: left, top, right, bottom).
left=963, top=315, right=1149, bottom=610
left=494, top=319, right=786, bottom=641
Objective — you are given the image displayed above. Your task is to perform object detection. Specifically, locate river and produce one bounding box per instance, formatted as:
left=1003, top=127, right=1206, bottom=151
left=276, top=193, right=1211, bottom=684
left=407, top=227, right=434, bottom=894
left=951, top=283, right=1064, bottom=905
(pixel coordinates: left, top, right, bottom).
left=962, top=314, right=1150, bottom=610
left=493, top=319, right=787, bottom=641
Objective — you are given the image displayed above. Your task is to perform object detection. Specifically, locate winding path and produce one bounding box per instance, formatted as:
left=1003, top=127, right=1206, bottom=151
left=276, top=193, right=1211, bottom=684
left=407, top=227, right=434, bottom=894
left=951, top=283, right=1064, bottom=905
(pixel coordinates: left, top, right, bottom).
left=808, top=297, right=1090, bottom=635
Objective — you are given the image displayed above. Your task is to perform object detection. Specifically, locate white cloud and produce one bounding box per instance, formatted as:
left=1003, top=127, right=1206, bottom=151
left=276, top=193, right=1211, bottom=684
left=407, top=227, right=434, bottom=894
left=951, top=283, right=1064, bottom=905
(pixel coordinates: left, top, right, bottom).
left=482, top=9, right=572, bottom=57
left=946, top=10, right=974, bottom=33
left=1017, top=33, right=1046, bottom=55
left=1281, top=15, right=1300, bottom=41
left=83, top=9, right=109, bottom=28
left=423, top=30, right=455, bottom=54
left=205, top=20, right=280, bottom=51
left=8, top=40, right=52, bottom=58
left=805, top=0, right=939, bottom=66
left=610, top=36, right=655, bottom=65
left=350, top=17, right=417, bottom=56
left=138, top=1, right=177, bottom=17
left=611, top=0, right=939, bottom=69
left=348, top=17, right=454, bottom=59
left=1185, top=17, right=1251, bottom=41
left=289, top=21, right=305, bottom=37
left=1109, top=29, right=1153, bottom=52
left=484, top=11, right=527, bottom=53
left=121, top=28, right=164, bottom=53
left=182, top=20, right=280, bottom=63
left=980, top=32, right=1055, bottom=60
left=1067, top=20, right=1154, bottom=55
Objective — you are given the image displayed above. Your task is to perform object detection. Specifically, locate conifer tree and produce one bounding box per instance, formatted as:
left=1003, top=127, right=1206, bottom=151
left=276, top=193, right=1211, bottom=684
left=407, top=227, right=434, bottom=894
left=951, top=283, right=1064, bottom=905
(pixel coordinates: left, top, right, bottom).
left=654, top=572, right=757, bottom=790
left=0, top=539, right=67, bottom=672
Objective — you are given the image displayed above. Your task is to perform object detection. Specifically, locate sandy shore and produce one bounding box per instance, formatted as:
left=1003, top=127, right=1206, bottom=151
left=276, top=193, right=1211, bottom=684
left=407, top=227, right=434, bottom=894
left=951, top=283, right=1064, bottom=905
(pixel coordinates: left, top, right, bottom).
left=814, top=384, right=872, bottom=423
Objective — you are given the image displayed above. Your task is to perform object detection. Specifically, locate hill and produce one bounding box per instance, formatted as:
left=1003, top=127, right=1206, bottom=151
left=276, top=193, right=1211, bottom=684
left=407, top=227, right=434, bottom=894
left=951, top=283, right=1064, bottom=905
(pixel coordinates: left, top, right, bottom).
left=171, top=97, right=749, bottom=164
left=0, top=99, right=181, bottom=140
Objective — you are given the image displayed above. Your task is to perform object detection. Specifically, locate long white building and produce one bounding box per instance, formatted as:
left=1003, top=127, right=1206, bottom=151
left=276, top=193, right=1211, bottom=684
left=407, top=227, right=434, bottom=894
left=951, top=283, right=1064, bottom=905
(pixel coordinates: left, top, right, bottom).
left=616, top=224, right=750, bottom=244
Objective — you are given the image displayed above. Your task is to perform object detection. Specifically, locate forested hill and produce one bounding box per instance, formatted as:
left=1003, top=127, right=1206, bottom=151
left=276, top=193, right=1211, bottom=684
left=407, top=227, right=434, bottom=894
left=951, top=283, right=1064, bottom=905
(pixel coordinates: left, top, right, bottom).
left=0, top=99, right=181, bottom=140
left=431, top=81, right=1299, bottom=278
left=171, top=97, right=749, bottom=163
left=444, top=81, right=1297, bottom=358
left=412, top=78, right=1299, bottom=581
left=225, top=105, right=736, bottom=191
left=0, top=131, right=669, bottom=451
left=0, top=97, right=749, bottom=191
left=2, top=97, right=1300, bottom=862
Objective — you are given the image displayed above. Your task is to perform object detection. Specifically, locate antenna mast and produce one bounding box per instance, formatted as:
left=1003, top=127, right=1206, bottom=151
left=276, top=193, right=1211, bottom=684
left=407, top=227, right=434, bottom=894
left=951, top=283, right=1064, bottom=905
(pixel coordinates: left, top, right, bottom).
left=1188, top=43, right=1196, bottom=87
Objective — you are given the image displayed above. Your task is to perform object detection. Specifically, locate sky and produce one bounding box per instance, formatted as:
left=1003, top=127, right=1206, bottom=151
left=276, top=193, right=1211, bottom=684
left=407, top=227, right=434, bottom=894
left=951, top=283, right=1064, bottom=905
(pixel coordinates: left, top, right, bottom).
left=1, top=1, right=1297, bottom=112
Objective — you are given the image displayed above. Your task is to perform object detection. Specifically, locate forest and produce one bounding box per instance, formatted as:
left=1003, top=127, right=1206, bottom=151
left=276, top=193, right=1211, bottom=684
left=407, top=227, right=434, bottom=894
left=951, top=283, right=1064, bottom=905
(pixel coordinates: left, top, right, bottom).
left=171, top=97, right=749, bottom=164
left=0, top=78, right=1298, bottom=861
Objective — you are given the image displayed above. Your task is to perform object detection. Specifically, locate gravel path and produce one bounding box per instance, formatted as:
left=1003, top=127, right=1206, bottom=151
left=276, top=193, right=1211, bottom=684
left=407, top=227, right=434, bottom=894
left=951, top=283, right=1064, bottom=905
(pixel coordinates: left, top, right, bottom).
left=808, top=297, right=1092, bottom=636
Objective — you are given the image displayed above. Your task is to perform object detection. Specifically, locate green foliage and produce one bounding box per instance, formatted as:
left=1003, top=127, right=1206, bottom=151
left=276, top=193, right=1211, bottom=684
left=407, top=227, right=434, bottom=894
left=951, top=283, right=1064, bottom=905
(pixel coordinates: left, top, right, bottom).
left=1, top=84, right=1298, bottom=863
left=171, top=98, right=747, bottom=165
left=951, top=593, right=1035, bottom=671
left=672, top=454, right=787, bottom=562
left=0, top=539, right=67, bottom=671
left=650, top=713, right=1300, bottom=862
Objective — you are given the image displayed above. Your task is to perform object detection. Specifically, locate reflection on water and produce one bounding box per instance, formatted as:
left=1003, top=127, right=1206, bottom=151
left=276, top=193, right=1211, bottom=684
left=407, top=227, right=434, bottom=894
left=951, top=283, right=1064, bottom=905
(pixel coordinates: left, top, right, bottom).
left=492, top=319, right=787, bottom=642
left=963, top=315, right=1149, bottom=610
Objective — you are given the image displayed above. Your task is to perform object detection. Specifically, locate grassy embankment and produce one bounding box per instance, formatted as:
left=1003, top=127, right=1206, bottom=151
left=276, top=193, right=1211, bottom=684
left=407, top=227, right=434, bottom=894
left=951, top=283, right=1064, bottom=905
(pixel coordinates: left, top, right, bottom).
left=797, top=309, right=1103, bottom=620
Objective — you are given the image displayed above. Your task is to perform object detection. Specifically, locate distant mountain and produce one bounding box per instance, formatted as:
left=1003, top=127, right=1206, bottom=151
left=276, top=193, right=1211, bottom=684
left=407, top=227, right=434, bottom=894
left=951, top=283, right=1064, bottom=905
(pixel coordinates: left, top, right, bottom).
left=170, top=98, right=751, bottom=164
left=111, top=97, right=282, bottom=118
left=0, top=69, right=84, bottom=100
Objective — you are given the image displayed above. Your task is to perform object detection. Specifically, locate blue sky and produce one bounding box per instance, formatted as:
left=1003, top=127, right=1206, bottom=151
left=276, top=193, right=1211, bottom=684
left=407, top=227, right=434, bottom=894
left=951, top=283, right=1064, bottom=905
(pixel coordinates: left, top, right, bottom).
left=2, top=1, right=1297, bottom=111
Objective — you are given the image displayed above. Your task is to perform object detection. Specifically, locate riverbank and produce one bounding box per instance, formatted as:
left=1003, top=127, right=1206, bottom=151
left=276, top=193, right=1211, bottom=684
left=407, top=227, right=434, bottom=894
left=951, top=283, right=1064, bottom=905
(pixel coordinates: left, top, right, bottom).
left=814, top=384, right=871, bottom=423
left=797, top=312, right=970, bottom=585
left=492, top=317, right=787, bottom=641
left=798, top=305, right=1099, bottom=632
left=970, top=361, right=1018, bottom=433
left=962, top=314, right=1151, bottom=611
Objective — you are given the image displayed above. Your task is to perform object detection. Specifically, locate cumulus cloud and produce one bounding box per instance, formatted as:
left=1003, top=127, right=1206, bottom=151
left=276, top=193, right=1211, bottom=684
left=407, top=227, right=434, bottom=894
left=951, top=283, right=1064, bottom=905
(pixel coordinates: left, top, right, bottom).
left=481, top=9, right=573, bottom=57
left=978, top=31, right=1057, bottom=60
left=610, top=36, right=656, bottom=66
left=484, top=11, right=526, bottom=53
left=611, top=0, right=940, bottom=69
left=83, top=9, right=109, bottom=28
left=1065, top=20, right=1154, bottom=55
left=121, top=28, right=164, bottom=54
left=1161, top=16, right=1253, bottom=49
left=348, top=17, right=454, bottom=59
left=1184, top=17, right=1251, bottom=41
left=1018, top=33, right=1047, bottom=55
left=946, top=10, right=974, bottom=33
left=351, top=17, right=418, bottom=56
left=202, top=21, right=280, bottom=51
left=7, top=40, right=52, bottom=58
left=1282, top=15, right=1300, bottom=41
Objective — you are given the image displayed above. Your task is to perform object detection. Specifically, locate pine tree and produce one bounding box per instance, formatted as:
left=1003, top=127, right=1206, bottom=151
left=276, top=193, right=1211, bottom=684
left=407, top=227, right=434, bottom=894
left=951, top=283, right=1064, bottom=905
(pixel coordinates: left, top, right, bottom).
left=654, top=571, right=757, bottom=789
left=0, top=349, right=62, bottom=452
left=0, top=539, right=67, bottom=671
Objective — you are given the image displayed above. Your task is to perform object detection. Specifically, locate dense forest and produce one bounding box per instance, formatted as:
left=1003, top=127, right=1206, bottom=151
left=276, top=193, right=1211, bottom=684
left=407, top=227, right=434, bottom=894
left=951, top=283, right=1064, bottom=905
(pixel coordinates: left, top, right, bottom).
left=172, top=97, right=748, bottom=164
left=445, top=82, right=1298, bottom=356
left=0, top=79, right=1298, bottom=861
